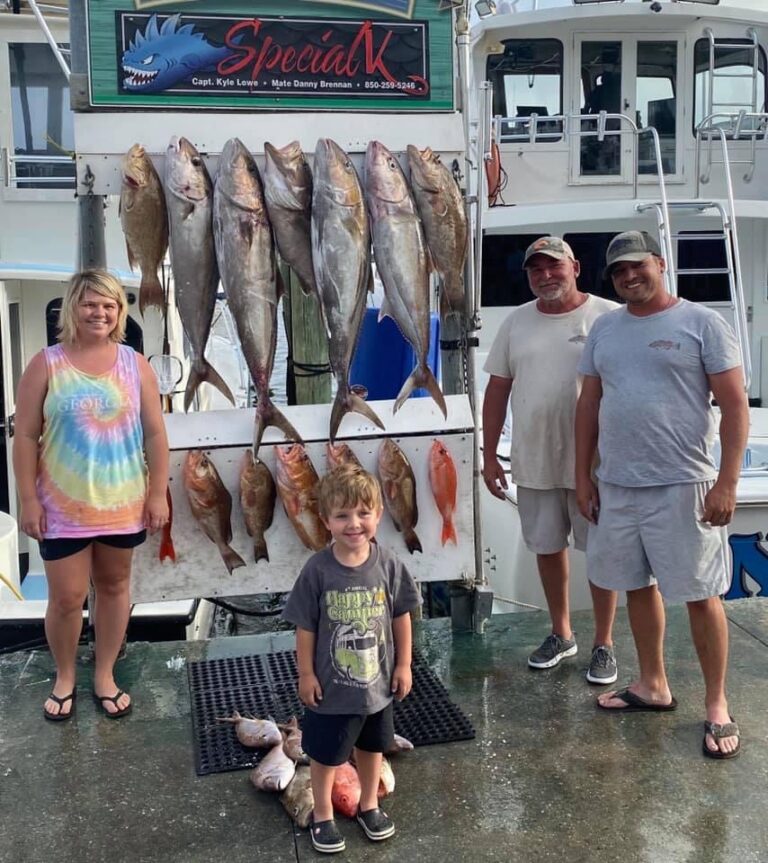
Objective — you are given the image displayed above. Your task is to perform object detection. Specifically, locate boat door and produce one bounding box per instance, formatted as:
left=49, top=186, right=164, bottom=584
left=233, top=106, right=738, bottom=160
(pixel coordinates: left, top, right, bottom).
left=0, top=282, right=17, bottom=519
left=572, top=34, right=685, bottom=184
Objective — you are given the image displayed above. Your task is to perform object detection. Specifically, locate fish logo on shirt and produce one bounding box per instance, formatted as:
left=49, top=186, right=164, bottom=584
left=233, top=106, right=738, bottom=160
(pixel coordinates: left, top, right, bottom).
left=649, top=340, right=681, bottom=351
left=568, top=334, right=587, bottom=344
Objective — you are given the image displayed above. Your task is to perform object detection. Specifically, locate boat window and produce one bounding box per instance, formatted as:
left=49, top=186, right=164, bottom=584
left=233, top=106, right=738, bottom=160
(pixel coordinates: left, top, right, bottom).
left=481, top=234, right=543, bottom=307
left=562, top=233, right=620, bottom=302
left=579, top=41, right=622, bottom=176
left=676, top=231, right=731, bottom=303
left=636, top=42, right=678, bottom=175
left=8, top=43, right=75, bottom=190
left=693, top=38, right=767, bottom=134
left=486, top=40, right=564, bottom=143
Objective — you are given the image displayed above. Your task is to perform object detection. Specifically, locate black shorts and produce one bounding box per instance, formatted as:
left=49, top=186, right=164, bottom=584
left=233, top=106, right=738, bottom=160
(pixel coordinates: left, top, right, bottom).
left=39, top=530, right=147, bottom=562
left=302, top=703, right=394, bottom=767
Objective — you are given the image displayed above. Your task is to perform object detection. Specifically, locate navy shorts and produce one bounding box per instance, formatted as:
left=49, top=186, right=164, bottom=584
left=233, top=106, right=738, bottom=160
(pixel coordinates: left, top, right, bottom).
left=302, top=703, right=394, bottom=767
left=39, top=530, right=147, bottom=562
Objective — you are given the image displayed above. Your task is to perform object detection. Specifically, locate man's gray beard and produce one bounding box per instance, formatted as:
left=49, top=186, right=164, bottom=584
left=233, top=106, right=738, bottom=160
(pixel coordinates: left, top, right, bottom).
left=535, top=285, right=568, bottom=302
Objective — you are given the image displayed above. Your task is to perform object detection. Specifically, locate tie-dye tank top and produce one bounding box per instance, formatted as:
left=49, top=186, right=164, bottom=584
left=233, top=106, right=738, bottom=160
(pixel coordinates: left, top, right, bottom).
left=37, top=344, right=147, bottom=537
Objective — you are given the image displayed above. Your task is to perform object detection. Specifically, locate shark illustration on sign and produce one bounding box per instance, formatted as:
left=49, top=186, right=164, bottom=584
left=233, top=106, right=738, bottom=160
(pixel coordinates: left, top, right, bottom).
left=121, top=14, right=237, bottom=93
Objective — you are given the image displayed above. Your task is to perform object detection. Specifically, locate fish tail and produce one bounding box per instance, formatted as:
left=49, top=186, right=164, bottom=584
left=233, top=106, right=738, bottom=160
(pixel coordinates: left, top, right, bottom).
left=253, top=536, right=269, bottom=563
left=441, top=518, right=458, bottom=547
left=139, top=270, right=165, bottom=316
left=394, top=365, right=447, bottom=419
left=330, top=386, right=385, bottom=441
left=405, top=528, right=423, bottom=555
left=221, top=544, right=247, bottom=574
left=254, top=400, right=303, bottom=455
left=159, top=529, right=177, bottom=563
left=184, top=360, right=235, bottom=412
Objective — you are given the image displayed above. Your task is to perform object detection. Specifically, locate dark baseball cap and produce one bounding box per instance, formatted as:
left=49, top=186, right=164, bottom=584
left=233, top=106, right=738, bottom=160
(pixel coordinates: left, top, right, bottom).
left=605, top=231, right=662, bottom=271
left=523, top=236, right=575, bottom=267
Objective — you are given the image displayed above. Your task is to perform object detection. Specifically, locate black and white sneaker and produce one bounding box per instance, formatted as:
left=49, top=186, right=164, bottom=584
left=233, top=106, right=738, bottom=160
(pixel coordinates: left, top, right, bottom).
left=586, top=644, right=618, bottom=685
left=310, top=816, right=345, bottom=854
left=356, top=807, right=396, bottom=841
left=528, top=633, right=578, bottom=669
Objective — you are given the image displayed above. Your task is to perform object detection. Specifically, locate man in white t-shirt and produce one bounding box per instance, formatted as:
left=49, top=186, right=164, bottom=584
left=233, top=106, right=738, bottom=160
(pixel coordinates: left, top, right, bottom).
left=482, top=236, right=619, bottom=683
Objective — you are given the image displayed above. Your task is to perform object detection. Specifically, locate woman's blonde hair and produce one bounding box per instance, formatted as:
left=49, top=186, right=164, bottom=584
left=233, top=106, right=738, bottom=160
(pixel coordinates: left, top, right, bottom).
left=58, top=269, right=129, bottom=344
left=317, top=464, right=383, bottom=520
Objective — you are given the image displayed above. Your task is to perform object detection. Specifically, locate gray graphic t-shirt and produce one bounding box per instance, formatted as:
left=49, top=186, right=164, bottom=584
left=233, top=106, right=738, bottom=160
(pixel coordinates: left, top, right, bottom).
left=578, top=299, right=742, bottom=486
left=282, top=543, right=421, bottom=715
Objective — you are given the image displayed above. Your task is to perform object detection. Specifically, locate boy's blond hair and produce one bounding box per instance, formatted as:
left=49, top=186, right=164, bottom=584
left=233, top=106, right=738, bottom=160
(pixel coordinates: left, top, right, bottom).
left=58, top=269, right=129, bottom=345
left=317, top=464, right=383, bottom=519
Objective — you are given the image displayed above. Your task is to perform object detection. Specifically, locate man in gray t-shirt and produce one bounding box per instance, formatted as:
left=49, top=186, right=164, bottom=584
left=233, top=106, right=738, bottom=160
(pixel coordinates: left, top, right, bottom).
left=575, top=231, right=748, bottom=760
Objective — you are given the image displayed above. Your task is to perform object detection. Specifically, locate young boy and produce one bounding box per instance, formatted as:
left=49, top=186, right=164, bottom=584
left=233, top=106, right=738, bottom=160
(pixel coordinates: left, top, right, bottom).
left=282, top=464, right=421, bottom=854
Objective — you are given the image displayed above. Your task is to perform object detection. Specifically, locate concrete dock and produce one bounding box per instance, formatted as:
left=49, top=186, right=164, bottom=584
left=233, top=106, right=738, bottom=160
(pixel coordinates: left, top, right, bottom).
left=1, top=601, right=767, bottom=863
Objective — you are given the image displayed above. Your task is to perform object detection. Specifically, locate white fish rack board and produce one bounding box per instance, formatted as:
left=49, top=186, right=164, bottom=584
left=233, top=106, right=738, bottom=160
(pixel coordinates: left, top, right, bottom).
left=131, top=394, right=476, bottom=603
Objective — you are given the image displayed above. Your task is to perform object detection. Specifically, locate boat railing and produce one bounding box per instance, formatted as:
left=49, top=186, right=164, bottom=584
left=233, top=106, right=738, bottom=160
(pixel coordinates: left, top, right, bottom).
left=695, top=111, right=768, bottom=186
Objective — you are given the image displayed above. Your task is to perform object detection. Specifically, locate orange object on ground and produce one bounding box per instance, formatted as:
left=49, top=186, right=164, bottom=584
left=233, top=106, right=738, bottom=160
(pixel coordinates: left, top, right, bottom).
left=331, top=761, right=361, bottom=819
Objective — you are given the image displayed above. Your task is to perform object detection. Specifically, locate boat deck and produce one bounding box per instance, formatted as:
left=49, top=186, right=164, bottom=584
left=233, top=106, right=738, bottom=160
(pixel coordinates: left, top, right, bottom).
left=2, top=601, right=768, bottom=863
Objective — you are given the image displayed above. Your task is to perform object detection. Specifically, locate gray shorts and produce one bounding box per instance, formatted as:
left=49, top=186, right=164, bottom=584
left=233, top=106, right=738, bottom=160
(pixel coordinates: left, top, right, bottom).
left=517, top=486, right=588, bottom=555
left=586, top=480, right=729, bottom=603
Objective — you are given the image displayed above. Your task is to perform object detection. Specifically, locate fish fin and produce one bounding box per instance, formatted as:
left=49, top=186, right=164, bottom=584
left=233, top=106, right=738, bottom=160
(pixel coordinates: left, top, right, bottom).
left=441, top=519, right=458, bottom=546
left=139, top=271, right=165, bottom=316
left=254, top=538, right=269, bottom=563
left=254, top=400, right=303, bottom=455
left=221, top=544, right=246, bottom=574
left=405, top=529, right=423, bottom=554
left=330, top=387, right=385, bottom=441
left=184, top=360, right=235, bottom=411
left=393, top=365, right=447, bottom=419
left=159, top=533, right=176, bottom=563
left=378, top=296, right=395, bottom=323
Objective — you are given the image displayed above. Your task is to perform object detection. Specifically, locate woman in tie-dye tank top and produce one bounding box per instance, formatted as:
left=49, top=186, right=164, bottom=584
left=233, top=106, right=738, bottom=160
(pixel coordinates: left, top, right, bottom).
left=13, top=270, right=169, bottom=721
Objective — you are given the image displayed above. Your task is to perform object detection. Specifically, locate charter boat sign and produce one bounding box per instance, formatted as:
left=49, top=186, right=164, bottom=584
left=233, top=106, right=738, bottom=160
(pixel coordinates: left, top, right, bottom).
left=87, top=0, right=453, bottom=110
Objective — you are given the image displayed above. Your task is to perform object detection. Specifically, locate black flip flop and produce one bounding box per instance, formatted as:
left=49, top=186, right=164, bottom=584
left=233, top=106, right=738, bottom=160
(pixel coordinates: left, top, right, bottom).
left=43, top=688, right=76, bottom=722
left=93, top=689, right=132, bottom=719
left=703, top=716, right=740, bottom=759
left=598, top=687, right=678, bottom=712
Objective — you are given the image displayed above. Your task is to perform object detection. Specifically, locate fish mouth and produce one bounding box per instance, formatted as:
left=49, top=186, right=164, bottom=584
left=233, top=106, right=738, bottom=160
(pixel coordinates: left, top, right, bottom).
left=122, top=65, right=159, bottom=89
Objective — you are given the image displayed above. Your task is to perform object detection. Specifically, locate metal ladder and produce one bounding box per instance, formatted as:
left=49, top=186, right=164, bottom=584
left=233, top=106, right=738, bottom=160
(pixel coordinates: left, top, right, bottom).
left=704, top=27, right=760, bottom=120
left=636, top=136, right=752, bottom=389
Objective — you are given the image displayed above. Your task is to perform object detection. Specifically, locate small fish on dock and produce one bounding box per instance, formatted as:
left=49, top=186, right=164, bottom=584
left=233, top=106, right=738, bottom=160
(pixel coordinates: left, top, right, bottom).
left=378, top=756, right=395, bottom=797
left=386, top=733, right=414, bottom=754
left=278, top=716, right=309, bottom=764
left=217, top=711, right=282, bottom=748
left=281, top=765, right=314, bottom=828
left=331, top=761, right=361, bottom=818
left=250, top=738, right=296, bottom=792
left=183, top=449, right=246, bottom=574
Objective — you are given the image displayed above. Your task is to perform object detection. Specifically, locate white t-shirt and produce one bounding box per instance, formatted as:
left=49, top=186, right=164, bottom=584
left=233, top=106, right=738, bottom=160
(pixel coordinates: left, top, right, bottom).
left=483, top=294, right=618, bottom=489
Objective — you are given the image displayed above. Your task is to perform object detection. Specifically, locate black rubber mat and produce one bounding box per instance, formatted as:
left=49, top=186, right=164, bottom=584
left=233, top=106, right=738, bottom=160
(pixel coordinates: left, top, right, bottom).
left=188, top=650, right=475, bottom=776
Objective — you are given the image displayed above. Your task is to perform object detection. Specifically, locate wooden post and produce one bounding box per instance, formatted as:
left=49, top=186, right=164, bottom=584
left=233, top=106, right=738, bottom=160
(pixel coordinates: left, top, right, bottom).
left=284, top=265, right=331, bottom=406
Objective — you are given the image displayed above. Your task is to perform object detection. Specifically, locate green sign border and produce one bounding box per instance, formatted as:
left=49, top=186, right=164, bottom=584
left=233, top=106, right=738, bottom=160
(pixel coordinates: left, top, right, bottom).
left=87, top=0, right=454, bottom=111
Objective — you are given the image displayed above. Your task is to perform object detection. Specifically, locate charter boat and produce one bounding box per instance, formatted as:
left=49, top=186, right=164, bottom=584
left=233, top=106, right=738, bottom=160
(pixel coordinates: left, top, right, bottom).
left=468, top=0, right=768, bottom=613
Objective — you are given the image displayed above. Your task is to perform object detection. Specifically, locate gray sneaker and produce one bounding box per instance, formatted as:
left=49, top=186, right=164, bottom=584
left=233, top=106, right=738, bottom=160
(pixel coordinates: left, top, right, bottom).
left=528, top=633, right=578, bottom=669
left=586, top=644, right=618, bottom=685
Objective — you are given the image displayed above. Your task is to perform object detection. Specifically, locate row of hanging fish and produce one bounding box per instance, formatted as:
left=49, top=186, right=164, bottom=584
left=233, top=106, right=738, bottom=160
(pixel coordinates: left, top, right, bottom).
left=119, top=136, right=467, bottom=445
left=175, top=438, right=458, bottom=573
left=217, top=711, right=409, bottom=827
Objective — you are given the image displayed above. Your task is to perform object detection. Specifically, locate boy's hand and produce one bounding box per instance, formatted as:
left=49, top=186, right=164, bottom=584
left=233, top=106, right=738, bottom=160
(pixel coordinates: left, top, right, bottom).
left=298, top=673, right=323, bottom=707
left=391, top=664, right=412, bottom=701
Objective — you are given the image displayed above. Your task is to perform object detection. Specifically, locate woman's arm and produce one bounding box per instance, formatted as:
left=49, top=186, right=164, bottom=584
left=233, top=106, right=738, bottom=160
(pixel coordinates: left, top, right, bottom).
left=12, top=352, right=48, bottom=539
left=137, top=354, right=170, bottom=532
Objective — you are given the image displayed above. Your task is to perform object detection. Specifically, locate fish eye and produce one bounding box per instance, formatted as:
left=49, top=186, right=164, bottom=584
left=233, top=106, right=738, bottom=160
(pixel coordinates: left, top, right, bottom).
left=387, top=158, right=397, bottom=170
left=191, top=156, right=202, bottom=167
left=141, top=54, right=155, bottom=66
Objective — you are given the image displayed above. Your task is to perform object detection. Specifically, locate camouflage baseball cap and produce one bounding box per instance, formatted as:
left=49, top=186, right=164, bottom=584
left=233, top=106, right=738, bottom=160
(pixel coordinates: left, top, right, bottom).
left=523, top=236, right=575, bottom=267
left=605, top=231, right=662, bottom=270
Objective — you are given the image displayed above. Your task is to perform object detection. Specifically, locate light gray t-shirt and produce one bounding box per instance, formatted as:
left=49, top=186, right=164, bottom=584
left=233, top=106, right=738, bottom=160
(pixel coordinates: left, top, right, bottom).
left=483, top=294, right=619, bottom=489
left=282, top=543, right=421, bottom=715
left=578, top=299, right=742, bottom=487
